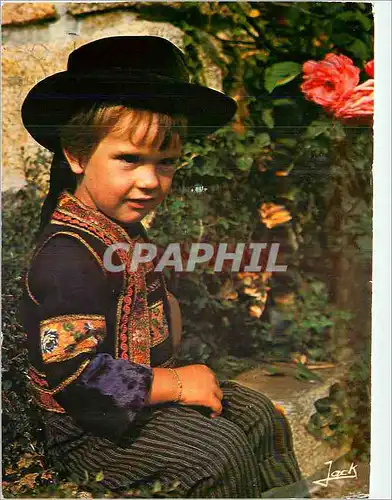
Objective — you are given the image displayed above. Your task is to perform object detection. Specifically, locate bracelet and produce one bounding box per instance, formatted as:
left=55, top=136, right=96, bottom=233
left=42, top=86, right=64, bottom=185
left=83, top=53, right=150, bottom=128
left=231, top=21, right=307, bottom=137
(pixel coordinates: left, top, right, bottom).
left=168, top=368, right=182, bottom=403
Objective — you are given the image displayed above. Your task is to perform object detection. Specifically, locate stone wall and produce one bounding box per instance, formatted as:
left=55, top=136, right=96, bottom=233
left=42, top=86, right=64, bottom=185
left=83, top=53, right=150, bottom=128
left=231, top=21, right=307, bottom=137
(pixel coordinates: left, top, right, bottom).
left=1, top=2, right=222, bottom=191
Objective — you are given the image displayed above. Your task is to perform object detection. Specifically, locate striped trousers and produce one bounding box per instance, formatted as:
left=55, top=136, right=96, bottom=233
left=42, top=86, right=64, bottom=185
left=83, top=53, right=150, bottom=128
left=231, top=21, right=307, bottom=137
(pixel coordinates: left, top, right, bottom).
left=44, top=380, right=309, bottom=498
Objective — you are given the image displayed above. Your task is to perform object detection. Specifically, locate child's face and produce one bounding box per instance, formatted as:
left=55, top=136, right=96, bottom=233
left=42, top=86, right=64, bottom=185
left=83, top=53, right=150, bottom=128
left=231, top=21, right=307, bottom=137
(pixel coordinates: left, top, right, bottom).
left=64, top=114, right=182, bottom=224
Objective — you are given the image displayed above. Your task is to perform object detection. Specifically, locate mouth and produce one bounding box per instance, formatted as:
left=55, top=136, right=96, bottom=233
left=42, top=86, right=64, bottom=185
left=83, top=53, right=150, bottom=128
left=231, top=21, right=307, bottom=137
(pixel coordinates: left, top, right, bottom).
left=126, top=198, right=155, bottom=209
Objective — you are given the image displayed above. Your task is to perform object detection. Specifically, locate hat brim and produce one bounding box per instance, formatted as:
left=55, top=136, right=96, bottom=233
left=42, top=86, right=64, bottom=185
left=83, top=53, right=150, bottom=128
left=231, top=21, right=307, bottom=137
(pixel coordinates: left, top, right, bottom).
left=21, top=72, right=237, bottom=152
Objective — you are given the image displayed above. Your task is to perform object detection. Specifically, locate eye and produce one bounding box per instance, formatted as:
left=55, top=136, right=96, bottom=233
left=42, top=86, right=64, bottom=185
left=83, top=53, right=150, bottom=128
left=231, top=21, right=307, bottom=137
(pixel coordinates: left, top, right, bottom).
left=118, top=154, right=140, bottom=166
left=157, top=159, right=177, bottom=173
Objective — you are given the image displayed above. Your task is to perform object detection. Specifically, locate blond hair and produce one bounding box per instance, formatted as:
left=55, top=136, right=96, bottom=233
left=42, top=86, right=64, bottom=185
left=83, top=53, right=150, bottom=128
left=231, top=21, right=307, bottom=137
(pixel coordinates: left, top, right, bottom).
left=60, top=103, right=188, bottom=164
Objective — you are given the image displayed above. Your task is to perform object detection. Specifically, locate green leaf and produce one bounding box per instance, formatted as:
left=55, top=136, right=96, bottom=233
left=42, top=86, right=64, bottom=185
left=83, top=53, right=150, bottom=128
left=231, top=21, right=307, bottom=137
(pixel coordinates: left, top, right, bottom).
left=262, top=109, right=274, bottom=129
left=336, top=11, right=373, bottom=31
left=95, top=471, right=104, bottom=482
left=272, top=98, right=296, bottom=107
left=314, top=397, right=333, bottom=413
left=264, top=62, right=302, bottom=93
left=329, top=121, right=346, bottom=141
left=254, top=133, right=271, bottom=149
left=170, top=200, right=183, bottom=211
left=305, top=120, right=331, bottom=139
left=217, top=218, right=229, bottom=229
left=276, top=138, right=297, bottom=148
left=3, top=379, right=12, bottom=390
left=264, top=365, right=285, bottom=376
left=152, top=480, right=162, bottom=493
left=237, top=155, right=254, bottom=171
left=331, top=33, right=356, bottom=46
left=279, top=187, right=299, bottom=201
left=295, top=363, right=322, bottom=382
left=347, top=39, right=371, bottom=62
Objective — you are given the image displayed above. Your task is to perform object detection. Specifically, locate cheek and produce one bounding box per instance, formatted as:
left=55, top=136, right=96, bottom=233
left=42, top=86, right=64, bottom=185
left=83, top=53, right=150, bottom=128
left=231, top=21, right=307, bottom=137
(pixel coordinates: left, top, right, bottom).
left=159, top=176, right=174, bottom=197
left=87, top=163, right=131, bottom=195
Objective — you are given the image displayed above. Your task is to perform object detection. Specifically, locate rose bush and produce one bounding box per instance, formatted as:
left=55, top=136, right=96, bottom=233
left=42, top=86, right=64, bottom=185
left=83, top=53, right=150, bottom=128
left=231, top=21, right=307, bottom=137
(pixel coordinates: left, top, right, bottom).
left=334, top=79, right=374, bottom=124
left=301, top=54, right=374, bottom=124
left=365, top=59, right=374, bottom=78
left=301, top=53, right=360, bottom=112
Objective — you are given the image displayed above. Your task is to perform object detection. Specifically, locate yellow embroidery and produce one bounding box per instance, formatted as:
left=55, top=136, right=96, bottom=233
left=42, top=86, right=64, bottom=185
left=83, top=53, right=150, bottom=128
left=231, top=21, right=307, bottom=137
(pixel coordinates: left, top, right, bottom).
left=40, top=314, right=106, bottom=363
left=30, top=365, right=46, bottom=377
left=25, top=272, right=40, bottom=305
left=158, top=355, right=176, bottom=368
left=149, top=301, right=170, bottom=347
left=147, top=278, right=162, bottom=293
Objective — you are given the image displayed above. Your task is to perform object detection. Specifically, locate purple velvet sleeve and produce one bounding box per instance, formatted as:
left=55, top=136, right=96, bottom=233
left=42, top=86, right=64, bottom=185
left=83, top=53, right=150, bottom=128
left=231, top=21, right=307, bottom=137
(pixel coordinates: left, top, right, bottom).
left=78, top=353, right=152, bottom=409
left=54, top=353, right=153, bottom=438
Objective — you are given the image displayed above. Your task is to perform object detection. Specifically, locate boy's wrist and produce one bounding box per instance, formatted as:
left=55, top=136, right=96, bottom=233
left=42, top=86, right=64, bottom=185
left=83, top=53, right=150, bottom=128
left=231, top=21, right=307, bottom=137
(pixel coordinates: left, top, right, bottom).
left=148, top=367, right=183, bottom=405
left=168, top=368, right=182, bottom=403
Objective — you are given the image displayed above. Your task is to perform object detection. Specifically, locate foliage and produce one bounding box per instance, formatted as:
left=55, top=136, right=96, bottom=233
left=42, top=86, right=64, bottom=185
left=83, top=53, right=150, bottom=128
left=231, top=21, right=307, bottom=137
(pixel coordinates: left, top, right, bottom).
left=307, top=382, right=354, bottom=448
left=2, top=174, right=44, bottom=469
left=3, top=453, right=182, bottom=498
left=266, top=280, right=352, bottom=362
left=307, top=341, right=371, bottom=461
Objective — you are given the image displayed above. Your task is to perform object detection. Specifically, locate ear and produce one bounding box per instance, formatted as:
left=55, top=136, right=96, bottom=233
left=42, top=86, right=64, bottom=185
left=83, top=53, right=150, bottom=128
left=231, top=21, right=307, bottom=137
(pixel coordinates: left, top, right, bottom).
left=62, top=148, right=85, bottom=175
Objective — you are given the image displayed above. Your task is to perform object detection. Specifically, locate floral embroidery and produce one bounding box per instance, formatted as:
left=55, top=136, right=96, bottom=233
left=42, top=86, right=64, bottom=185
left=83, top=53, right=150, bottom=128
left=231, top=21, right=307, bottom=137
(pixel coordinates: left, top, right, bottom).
left=41, top=329, right=58, bottom=355
left=40, top=315, right=106, bottom=363
left=149, top=301, right=170, bottom=347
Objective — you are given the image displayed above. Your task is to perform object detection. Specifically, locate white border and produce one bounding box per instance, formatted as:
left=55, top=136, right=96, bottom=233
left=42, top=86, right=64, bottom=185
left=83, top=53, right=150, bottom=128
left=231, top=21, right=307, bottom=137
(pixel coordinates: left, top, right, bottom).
left=370, top=2, right=391, bottom=499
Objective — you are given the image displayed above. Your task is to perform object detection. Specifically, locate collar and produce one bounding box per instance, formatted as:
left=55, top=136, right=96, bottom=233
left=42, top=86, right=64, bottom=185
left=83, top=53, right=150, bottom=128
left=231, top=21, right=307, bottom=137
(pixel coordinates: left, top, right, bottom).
left=52, top=190, right=146, bottom=244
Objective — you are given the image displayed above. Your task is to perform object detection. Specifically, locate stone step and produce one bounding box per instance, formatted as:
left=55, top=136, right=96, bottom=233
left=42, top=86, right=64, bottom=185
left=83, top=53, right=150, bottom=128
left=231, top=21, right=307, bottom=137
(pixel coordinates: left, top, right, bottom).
left=233, top=364, right=353, bottom=491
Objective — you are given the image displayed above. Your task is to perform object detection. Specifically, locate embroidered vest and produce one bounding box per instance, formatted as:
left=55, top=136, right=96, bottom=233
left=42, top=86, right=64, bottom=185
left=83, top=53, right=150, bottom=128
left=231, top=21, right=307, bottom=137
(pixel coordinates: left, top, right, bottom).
left=27, top=191, right=172, bottom=368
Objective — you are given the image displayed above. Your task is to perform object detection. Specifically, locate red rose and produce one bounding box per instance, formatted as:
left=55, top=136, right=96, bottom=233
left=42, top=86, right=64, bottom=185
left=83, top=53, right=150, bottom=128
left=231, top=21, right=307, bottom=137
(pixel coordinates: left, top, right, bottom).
left=334, top=79, right=374, bottom=124
left=365, top=59, right=374, bottom=78
left=301, top=53, right=360, bottom=112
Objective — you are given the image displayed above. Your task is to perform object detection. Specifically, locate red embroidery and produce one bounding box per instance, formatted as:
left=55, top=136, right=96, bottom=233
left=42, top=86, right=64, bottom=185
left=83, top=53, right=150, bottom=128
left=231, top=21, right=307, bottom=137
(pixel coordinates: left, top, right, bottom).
left=31, top=388, right=66, bottom=413
left=29, top=367, right=50, bottom=388
left=51, top=192, right=152, bottom=366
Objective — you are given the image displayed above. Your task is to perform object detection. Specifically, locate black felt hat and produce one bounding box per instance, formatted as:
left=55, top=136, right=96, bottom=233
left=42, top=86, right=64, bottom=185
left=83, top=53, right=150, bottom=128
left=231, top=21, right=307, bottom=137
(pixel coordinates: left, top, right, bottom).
left=21, top=36, right=237, bottom=152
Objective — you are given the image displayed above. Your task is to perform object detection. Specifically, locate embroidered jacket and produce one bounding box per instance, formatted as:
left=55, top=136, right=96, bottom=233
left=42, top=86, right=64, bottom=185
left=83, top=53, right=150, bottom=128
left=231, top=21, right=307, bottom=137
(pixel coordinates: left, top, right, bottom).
left=21, top=191, right=174, bottom=439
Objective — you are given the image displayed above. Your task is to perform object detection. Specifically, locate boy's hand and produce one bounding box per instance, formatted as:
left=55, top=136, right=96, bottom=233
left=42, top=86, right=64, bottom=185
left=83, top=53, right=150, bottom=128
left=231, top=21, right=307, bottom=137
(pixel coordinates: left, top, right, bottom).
left=176, top=364, right=224, bottom=417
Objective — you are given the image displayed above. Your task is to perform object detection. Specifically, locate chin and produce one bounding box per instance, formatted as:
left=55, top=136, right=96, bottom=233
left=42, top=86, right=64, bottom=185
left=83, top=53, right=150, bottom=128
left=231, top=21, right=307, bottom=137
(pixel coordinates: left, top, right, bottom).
left=120, top=210, right=147, bottom=224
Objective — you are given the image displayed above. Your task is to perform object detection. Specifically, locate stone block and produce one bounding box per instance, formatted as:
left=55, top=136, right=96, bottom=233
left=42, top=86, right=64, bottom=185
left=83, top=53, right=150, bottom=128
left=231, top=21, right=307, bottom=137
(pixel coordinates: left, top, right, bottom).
left=66, top=2, right=138, bottom=17
left=1, top=3, right=57, bottom=26
left=2, top=41, right=77, bottom=189
left=77, top=9, right=184, bottom=49
left=234, top=365, right=352, bottom=480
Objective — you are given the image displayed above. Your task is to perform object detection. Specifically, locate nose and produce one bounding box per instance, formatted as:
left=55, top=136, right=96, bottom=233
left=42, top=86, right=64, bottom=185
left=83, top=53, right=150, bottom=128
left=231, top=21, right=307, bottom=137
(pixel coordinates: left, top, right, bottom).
left=135, top=164, right=160, bottom=192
